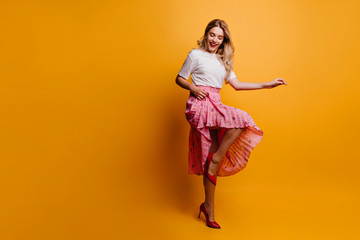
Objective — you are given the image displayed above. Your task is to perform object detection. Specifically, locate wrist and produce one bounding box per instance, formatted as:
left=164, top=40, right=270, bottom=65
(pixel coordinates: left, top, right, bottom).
left=262, top=82, right=270, bottom=89
left=189, top=84, right=194, bottom=91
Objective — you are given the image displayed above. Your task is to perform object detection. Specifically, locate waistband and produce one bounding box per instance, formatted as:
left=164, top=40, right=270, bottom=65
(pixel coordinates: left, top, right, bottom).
left=196, top=85, right=221, bottom=93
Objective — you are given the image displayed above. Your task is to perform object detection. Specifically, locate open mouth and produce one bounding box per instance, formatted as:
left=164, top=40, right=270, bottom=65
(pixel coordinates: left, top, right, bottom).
left=209, top=42, right=217, bottom=48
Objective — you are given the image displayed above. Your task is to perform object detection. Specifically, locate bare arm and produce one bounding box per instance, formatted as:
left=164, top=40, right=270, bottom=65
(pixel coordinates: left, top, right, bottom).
left=228, top=77, right=287, bottom=91
left=175, top=75, right=208, bottom=100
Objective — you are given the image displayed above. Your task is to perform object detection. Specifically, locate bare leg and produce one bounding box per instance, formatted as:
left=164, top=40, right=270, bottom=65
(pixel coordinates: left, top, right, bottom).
left=208, top=128, right=244, bottom=176
left=203, top=128, right=245, bottom=221
left=203, top=129, right=218, bottom=222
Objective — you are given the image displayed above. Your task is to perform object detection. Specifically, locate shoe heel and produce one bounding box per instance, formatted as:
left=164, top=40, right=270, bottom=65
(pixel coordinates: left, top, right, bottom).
left=198, top=202, right=221, bottom=229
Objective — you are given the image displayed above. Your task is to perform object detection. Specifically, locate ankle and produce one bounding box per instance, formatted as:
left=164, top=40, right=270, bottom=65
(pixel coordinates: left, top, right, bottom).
left=204, top=203, right=215, bottom=220
left=204, top=201, right=212, bottom=209
left=204, top=201, right=214, bottom=213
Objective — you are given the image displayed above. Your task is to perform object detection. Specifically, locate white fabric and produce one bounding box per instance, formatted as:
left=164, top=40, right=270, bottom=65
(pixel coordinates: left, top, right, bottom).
left=178, top=48, right=236, bottom=88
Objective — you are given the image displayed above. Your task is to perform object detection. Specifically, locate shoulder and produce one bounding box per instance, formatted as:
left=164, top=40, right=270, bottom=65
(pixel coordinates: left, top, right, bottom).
left=187, top=48, right=204, bottom=58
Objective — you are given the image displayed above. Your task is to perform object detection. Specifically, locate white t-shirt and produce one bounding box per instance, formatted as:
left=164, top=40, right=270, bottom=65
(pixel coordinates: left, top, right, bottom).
left=178, top=48, right=236, bottom=88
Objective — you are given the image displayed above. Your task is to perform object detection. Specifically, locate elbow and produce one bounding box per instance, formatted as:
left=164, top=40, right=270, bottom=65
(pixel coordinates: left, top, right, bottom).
left=236, top=86, right=245, bottom=91
left=234, top=85, right=242, bottom=91
left=175, top=75, right=185, bottom=86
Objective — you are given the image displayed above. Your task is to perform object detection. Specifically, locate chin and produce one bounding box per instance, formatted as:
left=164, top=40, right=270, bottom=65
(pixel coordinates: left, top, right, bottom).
left=207, top=47, right=217, bottom=53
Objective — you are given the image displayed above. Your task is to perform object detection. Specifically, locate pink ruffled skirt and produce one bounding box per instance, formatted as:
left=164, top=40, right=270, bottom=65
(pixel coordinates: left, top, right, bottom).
left=185, top=85, right=264, bottom=177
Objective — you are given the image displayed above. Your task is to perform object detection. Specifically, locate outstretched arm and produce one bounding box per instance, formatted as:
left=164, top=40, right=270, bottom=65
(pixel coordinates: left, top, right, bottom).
left=228, top=77, right=287, bottom=91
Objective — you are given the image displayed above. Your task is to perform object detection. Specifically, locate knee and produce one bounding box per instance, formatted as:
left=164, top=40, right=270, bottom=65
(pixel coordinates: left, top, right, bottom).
left=235, top=127, right=245, bottom=135
left=226, top=128, right=243, bottom=136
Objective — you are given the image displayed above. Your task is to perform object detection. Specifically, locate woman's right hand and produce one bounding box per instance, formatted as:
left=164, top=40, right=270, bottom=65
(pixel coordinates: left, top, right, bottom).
left=189, top=85, right=208, bottom=100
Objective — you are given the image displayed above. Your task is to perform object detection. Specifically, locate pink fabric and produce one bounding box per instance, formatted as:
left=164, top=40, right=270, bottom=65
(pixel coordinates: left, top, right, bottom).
left=185, top=85, right=264, bottom=177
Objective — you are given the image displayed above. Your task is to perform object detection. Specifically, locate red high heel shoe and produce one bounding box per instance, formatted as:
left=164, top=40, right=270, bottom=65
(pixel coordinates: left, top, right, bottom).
left=198, top=202, right=221, bottom=229
left=204, top=152, right=217, bottom=185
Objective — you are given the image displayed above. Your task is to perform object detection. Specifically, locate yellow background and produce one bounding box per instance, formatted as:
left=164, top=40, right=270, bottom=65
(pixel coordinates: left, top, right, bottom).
left=1, top=0, right=359, bottom=239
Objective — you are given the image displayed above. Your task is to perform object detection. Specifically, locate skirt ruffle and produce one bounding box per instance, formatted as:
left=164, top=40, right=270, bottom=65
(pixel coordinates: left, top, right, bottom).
left=185, top=85, right=264, bottom=177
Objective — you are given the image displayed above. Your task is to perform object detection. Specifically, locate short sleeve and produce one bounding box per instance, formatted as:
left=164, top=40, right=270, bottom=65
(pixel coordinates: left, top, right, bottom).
left=225, top=69, right=236, bottom=83
left=178, top=52, right=194, bottom=80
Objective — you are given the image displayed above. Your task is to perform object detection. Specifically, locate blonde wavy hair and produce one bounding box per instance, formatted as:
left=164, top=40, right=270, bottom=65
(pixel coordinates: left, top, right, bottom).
left=197, top=19, right=235, bottom=80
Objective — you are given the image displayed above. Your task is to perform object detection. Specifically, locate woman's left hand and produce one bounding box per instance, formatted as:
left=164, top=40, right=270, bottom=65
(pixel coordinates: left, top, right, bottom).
left=265, top=78, right=287, bottom=89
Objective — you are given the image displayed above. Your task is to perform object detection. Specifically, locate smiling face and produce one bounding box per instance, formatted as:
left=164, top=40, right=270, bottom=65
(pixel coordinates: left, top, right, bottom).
left=206, top=26, right=224, bottom=53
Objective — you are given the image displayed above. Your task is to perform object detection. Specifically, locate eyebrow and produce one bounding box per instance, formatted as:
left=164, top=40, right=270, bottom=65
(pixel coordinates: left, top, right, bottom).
left=210, top=31, right=224, bottom=37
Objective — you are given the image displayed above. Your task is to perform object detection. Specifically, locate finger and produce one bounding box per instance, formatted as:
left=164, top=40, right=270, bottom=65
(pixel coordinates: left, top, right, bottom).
left=200, top=92, right=208, bottom=97
left=277, top=80, right=285, bottom=85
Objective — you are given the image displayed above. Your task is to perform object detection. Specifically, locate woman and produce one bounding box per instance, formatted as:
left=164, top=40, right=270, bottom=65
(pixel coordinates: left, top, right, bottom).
left=175, top=19, right=287, bottom=229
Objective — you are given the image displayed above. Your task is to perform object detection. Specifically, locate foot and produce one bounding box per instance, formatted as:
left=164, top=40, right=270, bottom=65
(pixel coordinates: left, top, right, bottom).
left=204, top=202, right=215, bottom=222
